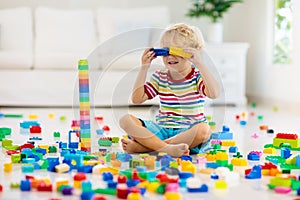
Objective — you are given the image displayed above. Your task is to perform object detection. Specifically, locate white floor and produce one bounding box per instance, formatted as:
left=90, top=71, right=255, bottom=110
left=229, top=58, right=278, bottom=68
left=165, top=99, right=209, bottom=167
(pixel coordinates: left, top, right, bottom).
left=0, top=105, right=300, bottom=200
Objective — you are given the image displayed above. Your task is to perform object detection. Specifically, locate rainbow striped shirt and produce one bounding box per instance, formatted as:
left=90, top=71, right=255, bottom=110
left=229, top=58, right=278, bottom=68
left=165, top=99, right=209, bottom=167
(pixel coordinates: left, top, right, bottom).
left=144, top=67, right=206, bottom=128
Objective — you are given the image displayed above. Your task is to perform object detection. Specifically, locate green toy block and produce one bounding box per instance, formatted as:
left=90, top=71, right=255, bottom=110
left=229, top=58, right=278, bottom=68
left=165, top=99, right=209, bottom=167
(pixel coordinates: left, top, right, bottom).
left=53, top=131, right=60, bottom=138
left=270, top=177, right=291, bottom=187
left=120, top=169, right=132, bottom=179
left=98, top=139, right=112, bottom=147
left=94, top=188, right=116, bottom=195
left=38, top=159, right=48, bottom=170
left=84, top=155, right=98, bottom=161
left=11, top=154, right=21, bottom=163
left=4, top=114, right=23, bottom=118
left=0, top=127, right=12, bottom=135
left=48, top=146, right=57, bottom=153
left=129, top=159, right=145, bottom=168
left=216, top=160, right=228, bottom=166
left=2, top=139, right=12, bottom=148
left=5, top=145, right=20, bottom=151
left=10, top=182, right=20, bottom=189
left=291, top=179, right=300, bottom=190
left=273, top=138, right=300, bottom=149
left=169, top=161, right=178, bottom=168
left=156, top=184, right=166, bottom=194
left=111, top=137, right=120, bottom=143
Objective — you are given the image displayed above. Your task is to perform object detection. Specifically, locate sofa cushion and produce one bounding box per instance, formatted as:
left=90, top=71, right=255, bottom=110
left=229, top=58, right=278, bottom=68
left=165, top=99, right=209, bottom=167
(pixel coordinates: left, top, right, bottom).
left=34, top=7, right=97, bottom=69
left=95, top=7, right=170, bottom=70
left=0, top=7, right=33, bottom=69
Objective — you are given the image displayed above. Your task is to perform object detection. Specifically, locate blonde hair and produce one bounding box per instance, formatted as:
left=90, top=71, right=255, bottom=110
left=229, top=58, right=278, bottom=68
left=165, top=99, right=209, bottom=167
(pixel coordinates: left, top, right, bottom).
left=160, top=23, right=204, bottom=50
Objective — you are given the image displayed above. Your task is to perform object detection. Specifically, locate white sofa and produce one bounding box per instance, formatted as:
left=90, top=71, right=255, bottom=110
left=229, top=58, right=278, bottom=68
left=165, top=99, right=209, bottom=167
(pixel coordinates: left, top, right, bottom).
left=0, top=6, right=170, bottom=106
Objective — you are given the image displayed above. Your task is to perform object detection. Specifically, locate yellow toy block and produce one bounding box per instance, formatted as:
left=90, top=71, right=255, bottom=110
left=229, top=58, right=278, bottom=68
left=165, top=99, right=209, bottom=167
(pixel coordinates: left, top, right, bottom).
left=231, top=158, right=248, bottom=166
left=165, top=192, right=181, bottom=200
left=215, top=180, right=227, bottom=189
left=38, top=145, right=49, bottom=153
left=221, top=140, right=236, bottom=147
left=216, top=152, right=229, bottom=161
left=206, top=154, right=216, bottom=162
left=169, top=46, right=192, bottom=58
left=181, top=160, right=196, bottom=174
left=4, top=162, right=12, bottom=173
left=199, top=168, right=215, bottom=174
left=56, top=179, right=69, bottom=191
left=263, top=147, right=277, bottom=154
left=99, top=167, right=119, bottom=175
left=147, top=182, right=160, bottom=193
left=29, top=114, right=38, bottom=119
left=74, top=180, right=81, bottom=189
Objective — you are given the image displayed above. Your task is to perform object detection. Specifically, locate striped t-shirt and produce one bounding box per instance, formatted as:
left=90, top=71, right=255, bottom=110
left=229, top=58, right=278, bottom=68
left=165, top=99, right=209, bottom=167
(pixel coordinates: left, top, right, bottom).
left=144, top=67, right=206, bottom=128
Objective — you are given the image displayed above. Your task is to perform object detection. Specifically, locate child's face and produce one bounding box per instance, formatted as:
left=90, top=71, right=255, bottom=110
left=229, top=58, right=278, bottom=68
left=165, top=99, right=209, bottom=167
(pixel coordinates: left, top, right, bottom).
left=162, top=54, right=190, bottom=71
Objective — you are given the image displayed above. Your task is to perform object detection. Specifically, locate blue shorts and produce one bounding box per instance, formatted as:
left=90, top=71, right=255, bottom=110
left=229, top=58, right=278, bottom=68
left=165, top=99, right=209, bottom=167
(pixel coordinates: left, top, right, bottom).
left=139, top=119, right=211, bottom=154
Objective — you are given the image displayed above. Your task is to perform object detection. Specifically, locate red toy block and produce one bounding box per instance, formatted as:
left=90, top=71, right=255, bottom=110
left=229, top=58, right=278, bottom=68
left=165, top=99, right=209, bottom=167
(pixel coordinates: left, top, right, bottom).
left=95, top=116, right=104, bottom=121
left=245, top=168, right=252, bottom=176
left=261, top=162, right=277, bottom=170
left=6, top=150, right=19, bottom=155
left=276, top=133, right=298, bottom=140
left=73, top=172, right=87, bottom=181
left=37, top=182, right=53, bottom=192
left=92, top=195, right=107, bottom=200
left=0, top=184, right=3, bottom=192
left=30, top=126, right=42, bottom=133
left=20, top=143, right=34, bottom=151
left=25, top=175, right=35, bottom=180
left=102, top=125, right=110, bottom=131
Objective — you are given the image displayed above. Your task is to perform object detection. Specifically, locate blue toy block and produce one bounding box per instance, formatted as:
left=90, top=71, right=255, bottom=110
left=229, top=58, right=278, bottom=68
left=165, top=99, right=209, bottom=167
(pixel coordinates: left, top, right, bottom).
left=229, top=146, right=238, bottom=153
left=77, top=165, right=93, bottom=173
left=126, top=179, right=140, bottom=187
left=21, top=148, right=33, bottom=156
left=47, top=157, right=60, bottom=172
left=116, top=152, right=132, bottom=162
left=96, top=129, right=105, bottom=135
left=211, top=131, right=233, bottom=140
left=247, top=153, right=260, bottom=161
left=69, top=142, right=79, bottom=149
left=35, top=148, right=47, bottom=155
left=20, top=121, right=40, bottom=129
left=58, top=141, right=67, bottom=149
left=29, top=137, right=42, bottom=141
left=280, top=147, right=292, bottom=159
left=82, top=181, right=92, bottom=192
left=206, top=162, right=219, bottom=169
left=63, top=153, right=83, bottom=170
left=20, top=180, right=31, bottom=191
left=22, top=158, right=35, bottom=164
left=151, top=47, right=169, bottom=56
left=178, top=172, right=193, bottom=179
left=81, top=191, right=95, bottom=200
left=22, top=165, right=34, bottom=173
left=32, top=162, right=40, bottom=170
left=210, top=172, right=219, bottom=180
left=102, top=172, right=113, bottom=181
left=222, top=125, right=230, bottom=132
left=180, top=155, right=193, bottom=162
left=245, top=165, right=262, bottom=179
left=296, top=155, right=300, bottom=166
left=187, top=184, right=209, bottom=193
left=160, top=155, right=174, bottom=170
left=297, top=187, right=300, bottom=196
left=107, top=180, right=118, bottom=189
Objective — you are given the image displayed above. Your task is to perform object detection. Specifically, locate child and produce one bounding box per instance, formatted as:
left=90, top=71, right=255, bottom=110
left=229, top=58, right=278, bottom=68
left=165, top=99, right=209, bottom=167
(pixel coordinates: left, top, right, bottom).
left=119, top=23, right=220, bottom=157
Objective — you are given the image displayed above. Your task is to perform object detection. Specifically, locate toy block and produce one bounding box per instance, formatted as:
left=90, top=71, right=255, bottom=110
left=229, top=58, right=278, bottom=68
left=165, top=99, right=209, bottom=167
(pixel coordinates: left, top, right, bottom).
left=221, top=140, right=236, bottom=147
left=247, top=153, right=260, bottom=161
left=150, top=47, right=169, bottom=56
left=20, top=121, right=40, bottom=129
left=263, top=147, right=277, bottom=154
left=4, top=162, right=12, bottom=173
left=231, top=158, right=247, bottom=166
left=20, top=180, right=31, bottom=191
left=245, top=165, right=262, bottom=179
left=169, top=46, right=192, bottom=58
left=11, top=154, right=21, bottom=163
left=215, top=180, right=227, bottom=189
left=216, top=152, right=229, bottom=160
left=130, top=159, right=145, bottom=168
left=281, top=147, right=292, bottom=159
left=2, top=139, right=13, bottom=148
left=229, top=146, right=238, bottom=153
left=56, top=179, right=69, bottom=191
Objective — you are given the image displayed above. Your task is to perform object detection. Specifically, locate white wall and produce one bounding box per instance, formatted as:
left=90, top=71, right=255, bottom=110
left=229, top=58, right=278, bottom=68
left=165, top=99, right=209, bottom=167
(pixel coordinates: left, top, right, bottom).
left=1, top=0, right=299, bottom=106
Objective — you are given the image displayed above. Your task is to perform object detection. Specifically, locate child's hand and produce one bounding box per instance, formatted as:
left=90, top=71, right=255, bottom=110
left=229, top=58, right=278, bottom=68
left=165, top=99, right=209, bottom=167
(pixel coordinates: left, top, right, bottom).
left=141, top=47, right=156, bottom=67
left=183, top=48, right=203, bottom=66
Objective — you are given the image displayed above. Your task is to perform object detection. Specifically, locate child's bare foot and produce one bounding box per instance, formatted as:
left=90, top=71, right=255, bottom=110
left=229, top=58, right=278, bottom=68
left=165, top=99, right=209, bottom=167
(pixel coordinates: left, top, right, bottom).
left=160, top=143, right=189, bottom=158
left=121, top=138, right=150, bottom=153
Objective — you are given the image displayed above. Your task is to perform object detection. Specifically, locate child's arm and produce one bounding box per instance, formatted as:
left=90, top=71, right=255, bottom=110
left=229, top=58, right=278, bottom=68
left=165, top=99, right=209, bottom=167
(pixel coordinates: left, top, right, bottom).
left=132, top=47, right=156, bottom=104
left=184, top=48, right=220, bottom=99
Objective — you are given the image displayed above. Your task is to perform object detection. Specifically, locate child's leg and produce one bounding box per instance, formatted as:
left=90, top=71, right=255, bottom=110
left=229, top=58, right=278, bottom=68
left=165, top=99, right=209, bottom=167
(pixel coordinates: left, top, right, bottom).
left=165, top=122, right=211, bottom=148
left=119, top=114, right=189, bottom=157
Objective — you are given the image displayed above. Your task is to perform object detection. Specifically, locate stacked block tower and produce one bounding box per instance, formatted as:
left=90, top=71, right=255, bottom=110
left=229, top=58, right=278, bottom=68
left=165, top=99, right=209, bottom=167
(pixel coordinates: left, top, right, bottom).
left=78, top=59, right=91, bottom=152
